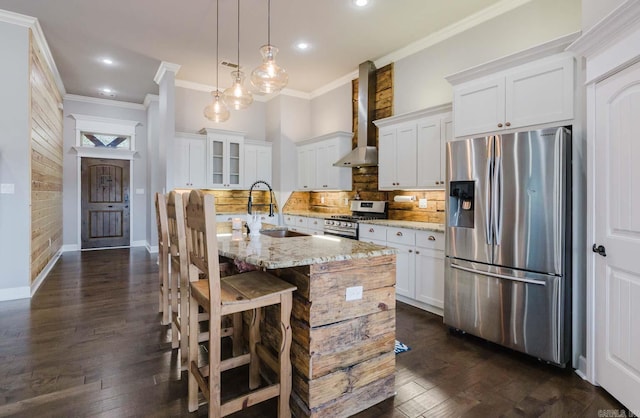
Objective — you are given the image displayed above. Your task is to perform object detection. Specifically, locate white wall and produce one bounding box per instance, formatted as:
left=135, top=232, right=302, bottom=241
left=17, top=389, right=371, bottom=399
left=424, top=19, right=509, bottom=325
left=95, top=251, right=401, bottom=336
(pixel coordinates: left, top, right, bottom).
left=394, top=0, right=582, bottom=114
left=0, top=22, right=30, bottom=297
left=309, top=83, right=352, bottom=138
left=62, top=99, right=148, bottom=248
left=175, top=87, right=266, bottom=140
left=145, top=96, right=159, bottom=249
left=582, top=0, right=625, bottom=30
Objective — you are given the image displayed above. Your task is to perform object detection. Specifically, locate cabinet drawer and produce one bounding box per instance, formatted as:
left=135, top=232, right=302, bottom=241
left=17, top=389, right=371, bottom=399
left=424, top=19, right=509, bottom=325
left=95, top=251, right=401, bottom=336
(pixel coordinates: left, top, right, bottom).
left=359, top=224, right=387, bottom=241
left=387, top=227, right=416, bottom=246
left=283, top=215, right=296, bottom=226
left=294, top=216, right=309, bottom=228
left=307, top=217, right=323, bottom=231
left=416, top=231, right=444, bottom=250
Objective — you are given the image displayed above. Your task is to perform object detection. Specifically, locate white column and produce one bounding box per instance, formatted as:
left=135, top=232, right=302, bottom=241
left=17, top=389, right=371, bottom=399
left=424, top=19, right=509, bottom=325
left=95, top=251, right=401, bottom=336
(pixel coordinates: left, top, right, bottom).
left=153, top=61, right=181, bottom=194
left=144, top=93, right=160, bottom=251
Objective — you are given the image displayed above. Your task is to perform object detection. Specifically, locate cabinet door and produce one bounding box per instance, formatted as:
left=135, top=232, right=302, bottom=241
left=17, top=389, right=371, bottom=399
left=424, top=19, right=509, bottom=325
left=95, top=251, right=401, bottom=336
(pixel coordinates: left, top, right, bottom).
left=389, top=242, right=415, bottom=298
left=173, top=137, right=191, bottom=188
left=315, top=141, right=335, bottom=189
left=505, top=55, right=574, bottom=130
left=395, top=124, right=418, bottom=188
left=378, top=127, right=396, bottom=189
left=417, top=118, right=442, bottom=188
left=208, top=138, right=225, bottom=187
left=189, top=139, right=206, bottom=188
left=454, top=75, right=505, bottom=138
left=297, top=145, right=316, bottom=190
left=227, top=138, right=243, bottom=188
left=415, top=248, right=444, bottom=310
left=244, top=144, right=272, bottom=188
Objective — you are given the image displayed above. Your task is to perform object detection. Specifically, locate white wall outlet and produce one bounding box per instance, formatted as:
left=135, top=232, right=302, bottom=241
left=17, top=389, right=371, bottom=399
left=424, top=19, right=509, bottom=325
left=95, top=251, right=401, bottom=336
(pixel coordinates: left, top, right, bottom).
left=419, top=198, right=428, bottom=209
left=344, top=198, right=349, bottom=205
left=0, top=184, right=15, bottom=194
left=135, top=188, right=145, bottom=195
left=345, top=285, right=363, bottom=301
left=320, top=196, right=325, bottom=204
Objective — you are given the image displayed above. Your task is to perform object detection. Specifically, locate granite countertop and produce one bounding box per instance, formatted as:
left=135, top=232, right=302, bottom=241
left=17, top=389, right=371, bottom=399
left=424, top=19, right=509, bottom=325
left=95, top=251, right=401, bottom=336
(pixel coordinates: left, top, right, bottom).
left=358, top=219, right=445, bottom=233
left=215, top=225, right=397, bottom=269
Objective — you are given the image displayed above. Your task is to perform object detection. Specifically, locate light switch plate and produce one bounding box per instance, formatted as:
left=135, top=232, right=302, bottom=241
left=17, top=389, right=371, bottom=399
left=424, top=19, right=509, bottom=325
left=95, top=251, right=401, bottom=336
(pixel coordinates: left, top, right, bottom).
left=419, top=198, right=427, bottom=208
left=346, top=286, right=363, bottom=301
left=0, top=184, right=15, bottom=194
left=135, top=188, right=145, bottom=195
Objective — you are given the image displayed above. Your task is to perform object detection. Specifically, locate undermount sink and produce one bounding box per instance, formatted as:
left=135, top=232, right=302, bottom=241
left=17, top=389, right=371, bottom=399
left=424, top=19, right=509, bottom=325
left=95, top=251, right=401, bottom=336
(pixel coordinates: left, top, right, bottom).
left=260, top=229, right=309, bottom=238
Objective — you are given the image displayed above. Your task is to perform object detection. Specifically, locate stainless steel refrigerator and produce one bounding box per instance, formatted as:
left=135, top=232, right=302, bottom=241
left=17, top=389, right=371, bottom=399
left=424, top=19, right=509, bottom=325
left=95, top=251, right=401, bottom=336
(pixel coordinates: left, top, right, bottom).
left=444, top=126, right=571, bottom=366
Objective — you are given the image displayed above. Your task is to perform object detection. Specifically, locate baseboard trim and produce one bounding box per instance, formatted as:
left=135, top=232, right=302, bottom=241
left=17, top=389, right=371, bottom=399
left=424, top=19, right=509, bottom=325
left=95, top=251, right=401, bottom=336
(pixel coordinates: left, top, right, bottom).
left=30, top=248, right=63, bottom=297
left=574, top=355, right=588, bottom=380
left=61, top=244, right=80, bottom=252
left=0, top=286, right=31, bottom=301
left=131, top=240, right=146, bottom=247
left=146, top=243, right=159, bottom=254
left=396, top=295, right=444, bottom=317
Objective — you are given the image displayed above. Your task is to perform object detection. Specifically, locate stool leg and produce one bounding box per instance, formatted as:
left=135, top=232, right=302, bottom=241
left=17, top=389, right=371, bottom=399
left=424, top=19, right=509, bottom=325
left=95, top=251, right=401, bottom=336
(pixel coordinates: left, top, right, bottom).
left=249, top=308, right=262, bottom=390
left=161, top=251, right=170, bottom=325
left=188, top=292, right=199, bottom=412
left=278, top=294, right=293, bottom=418
left=232, top=312, right=243, bottom=357
left=179, top=275, right=189, bottom=372
left=171, top=264, right=179, bottom=349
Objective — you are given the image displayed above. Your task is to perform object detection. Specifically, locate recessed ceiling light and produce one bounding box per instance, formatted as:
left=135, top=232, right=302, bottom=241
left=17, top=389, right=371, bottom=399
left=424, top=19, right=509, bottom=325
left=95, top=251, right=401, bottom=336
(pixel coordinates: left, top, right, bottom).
left=296, top=42, right=310, bottom=50
left=101, top=58, right=114, bottom=65
left=353, top=0, right=368, bottom=7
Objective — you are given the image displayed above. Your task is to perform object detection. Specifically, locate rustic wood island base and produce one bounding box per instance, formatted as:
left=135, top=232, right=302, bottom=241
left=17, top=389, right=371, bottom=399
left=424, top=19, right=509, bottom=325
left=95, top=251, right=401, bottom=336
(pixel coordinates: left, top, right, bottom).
left=216, top=228, right=397, bottom=417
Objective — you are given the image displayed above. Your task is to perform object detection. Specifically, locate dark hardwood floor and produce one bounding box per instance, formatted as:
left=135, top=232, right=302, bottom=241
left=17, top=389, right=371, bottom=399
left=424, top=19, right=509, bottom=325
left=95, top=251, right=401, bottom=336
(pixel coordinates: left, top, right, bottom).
left=0, top=248, right=627, bottom=417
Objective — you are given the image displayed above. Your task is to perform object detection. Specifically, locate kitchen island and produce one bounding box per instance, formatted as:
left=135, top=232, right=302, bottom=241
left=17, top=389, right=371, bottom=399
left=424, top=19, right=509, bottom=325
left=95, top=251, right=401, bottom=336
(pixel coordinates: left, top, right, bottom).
left=215, top=228, right=397, bottom=418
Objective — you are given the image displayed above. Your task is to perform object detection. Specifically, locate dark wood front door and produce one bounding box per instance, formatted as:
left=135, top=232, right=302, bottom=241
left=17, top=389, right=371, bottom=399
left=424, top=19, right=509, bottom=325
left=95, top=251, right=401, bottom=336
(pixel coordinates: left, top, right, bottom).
left=81, top=158, right=130, bottom=249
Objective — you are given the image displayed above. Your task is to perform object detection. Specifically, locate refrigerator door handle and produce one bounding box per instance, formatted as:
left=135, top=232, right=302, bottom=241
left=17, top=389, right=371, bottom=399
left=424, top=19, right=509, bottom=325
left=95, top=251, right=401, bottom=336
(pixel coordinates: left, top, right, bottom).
left=450, top=263, right=548, bottom=286
left=485, top=136, right=494, bottom=245
left=493, top=136, right=503, bottom=245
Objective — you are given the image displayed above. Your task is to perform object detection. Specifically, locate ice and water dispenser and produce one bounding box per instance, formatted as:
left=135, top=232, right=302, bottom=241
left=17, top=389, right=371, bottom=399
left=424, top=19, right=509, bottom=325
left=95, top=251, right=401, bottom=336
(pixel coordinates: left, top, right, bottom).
left=448, top=181, right=474, bottom=228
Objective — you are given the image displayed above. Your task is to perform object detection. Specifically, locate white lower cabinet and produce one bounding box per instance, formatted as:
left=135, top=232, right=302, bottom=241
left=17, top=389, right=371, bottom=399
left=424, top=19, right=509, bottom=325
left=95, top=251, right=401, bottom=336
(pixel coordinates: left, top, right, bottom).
left=283, top=215, right=323, bottom=235
left=359, top=224, right=445, bottom=315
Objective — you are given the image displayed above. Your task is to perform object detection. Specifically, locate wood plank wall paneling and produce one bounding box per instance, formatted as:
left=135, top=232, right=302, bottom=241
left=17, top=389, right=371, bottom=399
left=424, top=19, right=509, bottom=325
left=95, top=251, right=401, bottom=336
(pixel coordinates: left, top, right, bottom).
left=285, top=63, right=446, bottom=223
left=30, top=30, right=63, bottom=283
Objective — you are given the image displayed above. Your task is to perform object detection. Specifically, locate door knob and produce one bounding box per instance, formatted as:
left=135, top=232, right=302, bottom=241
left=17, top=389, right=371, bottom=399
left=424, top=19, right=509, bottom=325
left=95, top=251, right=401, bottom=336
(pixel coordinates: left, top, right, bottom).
left=592, top=244, right=607, bottom=257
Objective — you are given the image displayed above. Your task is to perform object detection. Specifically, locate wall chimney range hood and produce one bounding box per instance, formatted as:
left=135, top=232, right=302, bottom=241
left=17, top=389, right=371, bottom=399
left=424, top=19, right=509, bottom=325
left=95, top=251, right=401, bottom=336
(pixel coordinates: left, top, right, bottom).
left=334, top=61, right=378, bottom=167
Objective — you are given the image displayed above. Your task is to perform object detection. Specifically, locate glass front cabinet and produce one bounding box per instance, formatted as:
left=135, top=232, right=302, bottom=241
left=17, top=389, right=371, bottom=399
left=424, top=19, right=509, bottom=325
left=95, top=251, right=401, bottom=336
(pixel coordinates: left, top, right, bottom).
left=200, top=128, right=244, bottom=189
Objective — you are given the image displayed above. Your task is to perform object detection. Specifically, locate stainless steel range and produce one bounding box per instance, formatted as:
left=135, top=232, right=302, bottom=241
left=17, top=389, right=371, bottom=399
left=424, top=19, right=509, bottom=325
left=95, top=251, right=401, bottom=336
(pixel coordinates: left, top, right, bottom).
left=323, top=201, right=388, bottom=239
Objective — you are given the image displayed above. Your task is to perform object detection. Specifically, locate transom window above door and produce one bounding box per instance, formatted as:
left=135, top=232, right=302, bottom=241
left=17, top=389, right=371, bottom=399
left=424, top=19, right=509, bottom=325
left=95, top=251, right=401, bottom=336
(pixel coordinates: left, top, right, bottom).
left=81, top=132, right=131, bottom=149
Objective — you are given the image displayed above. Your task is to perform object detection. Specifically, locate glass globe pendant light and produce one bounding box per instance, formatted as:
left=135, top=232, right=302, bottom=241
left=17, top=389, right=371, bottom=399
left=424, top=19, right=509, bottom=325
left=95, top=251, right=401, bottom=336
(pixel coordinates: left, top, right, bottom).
left=251, top=0, right=288, bottom=94
left=204, top=0, right=230, bottom=122
left=223, top=0, right=253, bottom=110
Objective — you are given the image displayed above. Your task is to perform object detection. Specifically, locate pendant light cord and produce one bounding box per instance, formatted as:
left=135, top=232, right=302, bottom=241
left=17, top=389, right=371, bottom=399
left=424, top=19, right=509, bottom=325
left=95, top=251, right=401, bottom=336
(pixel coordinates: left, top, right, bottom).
left=216, top=0, right=220, bottom=92
left=237, top=0, right=240, bottom=69
left=267, top=0, right=271, bottom=46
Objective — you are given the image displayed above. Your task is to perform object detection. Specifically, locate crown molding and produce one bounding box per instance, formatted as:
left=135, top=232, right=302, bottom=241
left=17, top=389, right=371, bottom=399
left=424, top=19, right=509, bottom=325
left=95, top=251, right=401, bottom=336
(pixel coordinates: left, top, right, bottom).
left=68, top=113, right=142, bottom=127
left=0, top=9, right=66, bottom=97
left=64, top=94, right=146, bottom=110
left=153, top=61, right=181, bottom=85
left=373, top=103, right=452, bottom=127
left=567, top=1, right=640, bottom=57
left=143, top=94, right=159, bottom=108
left=445, top=32, right=579, bottom=86
left=309, top=71, right=357, bottom=99
left=174, top=79, right=272, bottom=103
left=374, top=0, right=533, bottom=69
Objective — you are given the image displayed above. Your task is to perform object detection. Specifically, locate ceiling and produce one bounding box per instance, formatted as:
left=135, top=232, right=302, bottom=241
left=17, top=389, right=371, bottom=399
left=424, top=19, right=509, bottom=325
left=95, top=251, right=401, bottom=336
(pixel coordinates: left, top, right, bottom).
left=0, top=0, right=510, bottom=104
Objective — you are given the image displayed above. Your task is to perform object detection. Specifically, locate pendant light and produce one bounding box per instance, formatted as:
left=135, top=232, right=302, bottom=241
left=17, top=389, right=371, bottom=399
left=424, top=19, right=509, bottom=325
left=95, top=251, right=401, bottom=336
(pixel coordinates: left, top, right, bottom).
left=204, top=0, right=230, bottom=122
left=223, top=0, right=253, bottom=110
left=250, top=0, right=288, bottom=94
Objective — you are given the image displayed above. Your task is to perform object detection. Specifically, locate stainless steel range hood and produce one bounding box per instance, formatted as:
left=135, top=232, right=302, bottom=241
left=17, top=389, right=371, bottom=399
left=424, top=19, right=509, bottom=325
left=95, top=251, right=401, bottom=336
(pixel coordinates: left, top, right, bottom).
left=334, top=61, right=378, bottom=167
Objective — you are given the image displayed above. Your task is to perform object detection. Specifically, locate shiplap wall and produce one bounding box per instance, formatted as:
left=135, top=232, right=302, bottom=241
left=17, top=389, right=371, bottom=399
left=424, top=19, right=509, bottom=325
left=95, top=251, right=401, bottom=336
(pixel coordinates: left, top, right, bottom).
left=29, top=31, right=63, bottom=283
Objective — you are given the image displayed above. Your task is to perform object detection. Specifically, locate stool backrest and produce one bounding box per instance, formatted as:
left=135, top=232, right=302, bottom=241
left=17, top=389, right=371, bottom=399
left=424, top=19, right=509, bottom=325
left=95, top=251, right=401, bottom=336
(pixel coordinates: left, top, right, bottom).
left=184, top=190, right=222, bottom=311
left=155, top=192, right=169, bottom=250
left=167, top=191, right=189, bottom=282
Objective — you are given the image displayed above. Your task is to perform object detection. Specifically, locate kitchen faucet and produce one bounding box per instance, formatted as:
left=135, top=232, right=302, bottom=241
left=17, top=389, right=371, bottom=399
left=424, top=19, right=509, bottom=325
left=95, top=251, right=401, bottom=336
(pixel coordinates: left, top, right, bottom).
left=247, top=180, right=275, bottom=217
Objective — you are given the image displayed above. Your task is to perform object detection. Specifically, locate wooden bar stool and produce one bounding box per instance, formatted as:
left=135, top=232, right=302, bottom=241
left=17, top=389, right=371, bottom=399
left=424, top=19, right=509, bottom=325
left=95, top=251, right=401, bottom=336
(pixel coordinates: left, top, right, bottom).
left=166, top=191, right=242, bottom=372
left=155, top=192, right=171, bottom=325
left=185, top=190, right=296, bottom=417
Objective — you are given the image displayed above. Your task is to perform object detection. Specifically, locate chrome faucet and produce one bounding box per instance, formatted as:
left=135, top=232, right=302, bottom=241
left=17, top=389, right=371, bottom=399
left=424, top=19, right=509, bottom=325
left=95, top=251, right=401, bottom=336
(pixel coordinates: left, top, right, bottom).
left=247, top=180, right=275, bottom=217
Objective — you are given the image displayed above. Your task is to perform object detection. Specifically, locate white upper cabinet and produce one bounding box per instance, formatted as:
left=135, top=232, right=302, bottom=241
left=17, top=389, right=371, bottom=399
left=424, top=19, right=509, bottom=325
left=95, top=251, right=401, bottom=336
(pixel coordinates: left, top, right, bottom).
left=375, top=104, right=452, bottom=190
left=170, top=132, right=207, bottom=189
left=296, top=132, right=352, bottom=191
left=244, top=140, right=272, bottom=189
left=200, top=128, right=244, bottom=189
left=449, top=50, right=575, bottom=138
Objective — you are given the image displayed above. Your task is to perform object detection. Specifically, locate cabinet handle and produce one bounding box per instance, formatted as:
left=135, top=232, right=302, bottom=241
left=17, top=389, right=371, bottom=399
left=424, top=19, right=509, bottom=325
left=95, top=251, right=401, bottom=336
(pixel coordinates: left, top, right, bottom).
left=416, top=250, right=420, bottom=255
left=369, top=228, right=375, bottom=233
left=428, top=235, right=436, bottom=241
left=505, top=122, right=511, bottom=127
left=497, top=123, right=503, bottom=128
left=409, top=249, right=413, bottom=253
left=396, top=232, right=403, bottom=237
